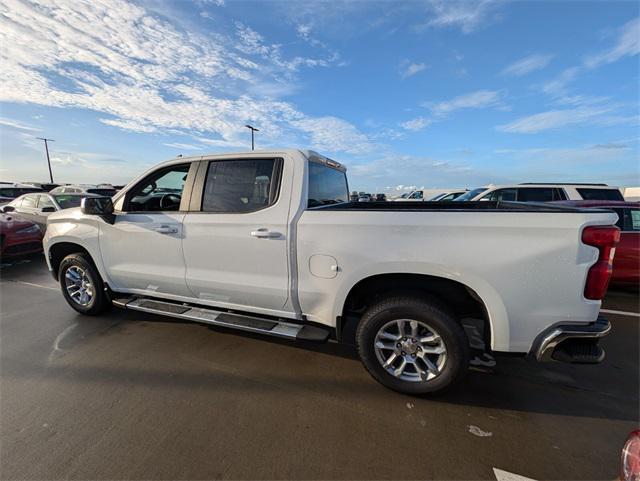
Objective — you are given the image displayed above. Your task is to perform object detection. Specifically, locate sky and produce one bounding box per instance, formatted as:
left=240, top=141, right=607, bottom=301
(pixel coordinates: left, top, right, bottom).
left=0, top=0, right=639, bottom=193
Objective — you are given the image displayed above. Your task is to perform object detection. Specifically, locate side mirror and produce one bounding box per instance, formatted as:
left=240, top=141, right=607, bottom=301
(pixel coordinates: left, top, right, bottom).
left=2, top=205, right=15, bottom=213
left=41, top=206, right=56, bottom=213
left=81, top=197, right=115, bottom=223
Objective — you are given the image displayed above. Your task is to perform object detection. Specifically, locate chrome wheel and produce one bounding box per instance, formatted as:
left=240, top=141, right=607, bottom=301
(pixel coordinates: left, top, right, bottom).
left=374, top=319, right=447, bottom=382
left=64, top=266, right=94, bottom=307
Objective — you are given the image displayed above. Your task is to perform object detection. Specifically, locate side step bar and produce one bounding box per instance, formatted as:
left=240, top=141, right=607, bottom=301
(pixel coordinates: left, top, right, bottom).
left=112, top=297, right=330, bottom=343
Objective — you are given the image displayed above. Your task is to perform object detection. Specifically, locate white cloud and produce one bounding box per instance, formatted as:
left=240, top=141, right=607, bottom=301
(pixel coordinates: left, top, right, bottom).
left=0, top=117, right=40, bottom=132
left=291, top=116, right=373, bottom=154
left=0, top=0, right=367, bottom=156
left=496, top=106, right=613, bottom=134
left=501, top=54, right=553, bottom=76
left=585, top=17, right=640, bottom=68
left=401, top=62, right=427, bottom=78
left=421, top=0, right=500, bottom=34
left=542, top=18, right=639, bottom=96
left=163, top=143, right=203, bottom=150
left=429, top=90, right=503, bottom=116
left=400, top=117, right=432, bottom=131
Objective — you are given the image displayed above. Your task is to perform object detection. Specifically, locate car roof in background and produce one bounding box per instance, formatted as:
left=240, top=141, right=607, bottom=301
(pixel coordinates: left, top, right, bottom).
left=551, top=200, right=640, bottom=207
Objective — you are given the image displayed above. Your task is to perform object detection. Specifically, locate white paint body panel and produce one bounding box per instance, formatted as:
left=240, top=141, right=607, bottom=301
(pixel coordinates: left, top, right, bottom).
left=99, top=212, right=191, bottom=297
left=295, top=209, right=615, bottom=352
left=43, top=149, right=618, bottom=354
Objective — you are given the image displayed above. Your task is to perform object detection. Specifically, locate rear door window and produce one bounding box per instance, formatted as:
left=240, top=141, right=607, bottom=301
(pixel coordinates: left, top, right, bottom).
left=21, top=194, right=38, bottom=208
left=516, top=188, right=555, bottom=202
left=482, top=188, right=517, bottom=201
left=624, top=209, right=640, bottom=232
left=202, top=159, right=280, bottom=213
left=577, top=188, right=624, bottom=201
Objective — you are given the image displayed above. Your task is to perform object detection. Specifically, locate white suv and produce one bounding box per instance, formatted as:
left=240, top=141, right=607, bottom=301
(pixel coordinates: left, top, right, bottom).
left=454, top=183, right=624, bottom=202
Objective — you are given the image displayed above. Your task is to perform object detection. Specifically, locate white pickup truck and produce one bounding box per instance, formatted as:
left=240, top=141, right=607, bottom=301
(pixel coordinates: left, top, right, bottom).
left=44, top=149, right=619, bottom=394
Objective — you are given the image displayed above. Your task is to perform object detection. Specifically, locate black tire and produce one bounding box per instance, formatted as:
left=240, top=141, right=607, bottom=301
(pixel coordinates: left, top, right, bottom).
left=356, top=295, right=469, bottom=395
left=58, top=253, right=110, bottom=315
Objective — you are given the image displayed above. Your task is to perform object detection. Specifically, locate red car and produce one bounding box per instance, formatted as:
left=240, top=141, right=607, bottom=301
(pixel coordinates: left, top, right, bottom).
left=554, top=200, right=640, bottom=287
left=0, top=213, right=43, bottom=258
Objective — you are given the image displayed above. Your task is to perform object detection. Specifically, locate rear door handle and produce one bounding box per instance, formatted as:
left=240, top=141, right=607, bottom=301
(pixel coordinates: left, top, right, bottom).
left=154, top=225, right=178, bottom=234
left=251, top=228, right=280, bottom=239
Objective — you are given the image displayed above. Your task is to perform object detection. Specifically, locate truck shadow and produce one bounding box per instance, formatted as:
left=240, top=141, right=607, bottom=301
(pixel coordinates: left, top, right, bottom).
left=2, top=255, right=637, bottom=423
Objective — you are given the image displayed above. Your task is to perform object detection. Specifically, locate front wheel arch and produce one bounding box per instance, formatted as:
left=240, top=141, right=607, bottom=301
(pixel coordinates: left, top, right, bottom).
left=49, top=242, right=95, bottom=281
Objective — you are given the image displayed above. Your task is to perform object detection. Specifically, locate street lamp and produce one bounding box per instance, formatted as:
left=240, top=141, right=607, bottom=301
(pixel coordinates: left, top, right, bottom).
left=36, top=137, right=55, bottom=183
left=245, top=124, right=259, bottom=151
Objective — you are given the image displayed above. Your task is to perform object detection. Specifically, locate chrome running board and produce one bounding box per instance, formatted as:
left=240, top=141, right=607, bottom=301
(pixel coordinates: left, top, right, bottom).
left=112, top=297, right=330, bottom=342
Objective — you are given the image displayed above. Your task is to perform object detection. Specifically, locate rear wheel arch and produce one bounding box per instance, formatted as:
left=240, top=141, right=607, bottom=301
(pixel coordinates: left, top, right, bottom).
left=339, top=273, right=492, bottom=348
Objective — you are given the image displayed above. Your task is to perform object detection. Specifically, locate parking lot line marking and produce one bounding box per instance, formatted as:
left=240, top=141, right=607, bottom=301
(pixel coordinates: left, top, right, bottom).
left=600, top=308, right=640, bottom=318
left=493, top=468, right=536, bottom=481
left=3, top=280, right=58, bottom=291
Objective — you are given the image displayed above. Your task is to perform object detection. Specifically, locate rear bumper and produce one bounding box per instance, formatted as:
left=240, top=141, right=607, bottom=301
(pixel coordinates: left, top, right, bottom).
left=529, top=317, right=611, bottom=363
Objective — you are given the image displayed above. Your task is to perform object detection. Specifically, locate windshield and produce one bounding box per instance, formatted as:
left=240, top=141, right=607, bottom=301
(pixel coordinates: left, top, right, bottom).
left=54, top=195, right=85, bottom=209
left=454, top=188, right=487, bottom=201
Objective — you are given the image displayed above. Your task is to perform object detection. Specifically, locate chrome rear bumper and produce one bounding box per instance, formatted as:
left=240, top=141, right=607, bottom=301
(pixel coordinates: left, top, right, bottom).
left=530, top=317, right=611, bottom=363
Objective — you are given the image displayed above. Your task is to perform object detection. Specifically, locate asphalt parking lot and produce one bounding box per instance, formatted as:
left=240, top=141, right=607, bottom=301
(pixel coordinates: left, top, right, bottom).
left=1, top=254, right=638, bottom=480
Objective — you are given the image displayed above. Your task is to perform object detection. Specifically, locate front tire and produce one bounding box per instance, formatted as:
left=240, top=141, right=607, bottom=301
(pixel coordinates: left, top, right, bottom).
left=59, top=253, right=110, bottom=315
left=356, top=295, right=469, bottom=395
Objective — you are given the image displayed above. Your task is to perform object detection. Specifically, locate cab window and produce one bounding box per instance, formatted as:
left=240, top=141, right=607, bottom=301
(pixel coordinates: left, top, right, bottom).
left=125, top=164, right=190, bottom=212
left=201, top=159, right=280, bottom=213
left=307, top=162, right=348, bottom=208
left=409, top=191, right=423, bottom=199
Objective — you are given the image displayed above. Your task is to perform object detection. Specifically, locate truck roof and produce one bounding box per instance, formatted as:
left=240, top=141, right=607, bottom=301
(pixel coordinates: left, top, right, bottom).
left=156, top=149, right=347, bottom=172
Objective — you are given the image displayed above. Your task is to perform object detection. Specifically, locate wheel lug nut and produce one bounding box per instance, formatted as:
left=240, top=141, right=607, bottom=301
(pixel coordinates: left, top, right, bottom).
left=396, top=343, right=401, bottom=348
left=401, top=351, right=406, bottom=355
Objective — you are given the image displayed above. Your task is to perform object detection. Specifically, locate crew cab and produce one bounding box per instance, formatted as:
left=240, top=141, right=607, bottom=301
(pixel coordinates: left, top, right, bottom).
left=44, top=150, right=619, bottom=394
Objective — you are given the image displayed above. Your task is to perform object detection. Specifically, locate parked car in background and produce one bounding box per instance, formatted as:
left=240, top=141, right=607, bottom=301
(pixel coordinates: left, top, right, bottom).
left=22, top=182, right=61, bottom=192
left=392, top=189, right=425, bottom=201
left=455, top=183, right=624, bottom=202
left=0, top=184, right=44, bottom=205
left=358, top=193, right=372, bottom=202
left=2, top=192, right=101, bottom=230
left=49, top=184, right=117, bottom=196
left=428, top=190, right=468, bottom=202
left=373, top=193, right=387, bottom=202
left=350, top=191, right=359, bottom=202
left=0, top=212, right=43, bottom=258
left=554, top=200, right=639, bottom=288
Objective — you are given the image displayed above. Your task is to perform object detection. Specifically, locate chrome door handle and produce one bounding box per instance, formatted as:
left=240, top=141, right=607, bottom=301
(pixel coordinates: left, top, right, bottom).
left=251, top=228, right=279, bottom=239
left=154, top=225, right=178, bottom=234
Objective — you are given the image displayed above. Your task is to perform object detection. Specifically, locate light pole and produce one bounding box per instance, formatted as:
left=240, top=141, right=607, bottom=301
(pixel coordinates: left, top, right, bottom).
left=245, top=124, right=259, bottom=151
left=36, top=137, right=55, bottom=183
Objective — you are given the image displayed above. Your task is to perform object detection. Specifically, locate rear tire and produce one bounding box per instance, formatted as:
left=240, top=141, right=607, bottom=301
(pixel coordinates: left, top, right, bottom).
left=356, top=295, right=469, bottom=395
left=58, top=253, right=110, bottom=315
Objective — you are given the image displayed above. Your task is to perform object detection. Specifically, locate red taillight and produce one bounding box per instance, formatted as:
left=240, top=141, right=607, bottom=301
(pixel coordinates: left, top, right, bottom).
left=621, top=430, right=640, bottom=481
left=582, top=225, right=620, bottom=300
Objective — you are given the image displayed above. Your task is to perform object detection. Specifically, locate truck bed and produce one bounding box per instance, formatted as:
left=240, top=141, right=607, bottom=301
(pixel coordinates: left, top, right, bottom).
left=312, top=201, right=607, bottom=213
